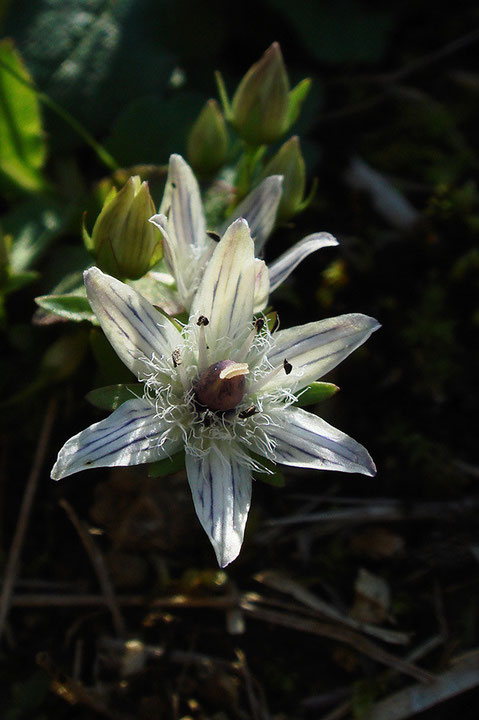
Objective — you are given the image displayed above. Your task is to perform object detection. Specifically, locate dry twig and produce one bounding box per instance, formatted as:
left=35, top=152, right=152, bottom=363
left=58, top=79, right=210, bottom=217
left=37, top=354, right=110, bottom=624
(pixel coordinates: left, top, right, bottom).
left=0, top=397, right=57, bottom=641
left=59, top=499, right=126, bottom=637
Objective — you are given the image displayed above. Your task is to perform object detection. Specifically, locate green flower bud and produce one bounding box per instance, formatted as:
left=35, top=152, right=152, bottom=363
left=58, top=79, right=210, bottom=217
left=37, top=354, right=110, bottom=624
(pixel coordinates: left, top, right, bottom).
left=86, top=176, right=162, bottom=280
left=229, top=43, right=311, bottom=147
left=187, top=99, right=228, bottom=176
left=261, top=136, right=307, bottom=221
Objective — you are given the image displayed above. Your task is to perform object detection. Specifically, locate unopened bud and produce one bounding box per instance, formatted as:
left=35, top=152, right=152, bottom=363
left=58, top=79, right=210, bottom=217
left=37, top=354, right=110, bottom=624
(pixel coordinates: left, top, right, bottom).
left=195, top=360, right=249, bottom=412
left=261, top=136, right=307, bottom=221
left=86, top=176, right=162, bottom=280
left=229, top=43, right=311, bottom=147
left=231, top=43, right=289, bottom=146
left=187, top=99, right=228, bottom=176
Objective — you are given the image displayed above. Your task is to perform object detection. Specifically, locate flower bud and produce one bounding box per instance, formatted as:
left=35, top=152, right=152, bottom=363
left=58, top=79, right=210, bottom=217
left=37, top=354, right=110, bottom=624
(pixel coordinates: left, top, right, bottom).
left=230, top=43, right=290, bottom=146
left=195, top=360, right=249, bottom=412
left=230, top=43, right=311, bottom=146
left=261, top=136, right=307, bottom=221
left=87, top=176, right=162, bottom=280
left=187, top=99, right=228, bottom=176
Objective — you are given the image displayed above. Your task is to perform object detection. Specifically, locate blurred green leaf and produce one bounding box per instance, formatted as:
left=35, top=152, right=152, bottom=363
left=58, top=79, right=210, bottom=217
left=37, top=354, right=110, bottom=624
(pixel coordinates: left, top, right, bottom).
left=4, top=197, right=69, bottom=272
left=3, top=269, right=38, bottom=294
left=294, top=382, right=339, bottom=406
left=86, top=383, right=143, bottom=411
left=0, top=39, right=48, bottom=194
left=5, top=0, right=175, bottom=147
left=148, top=451, right=186, bottom=478
left=35, top=292, right=96, bottom=323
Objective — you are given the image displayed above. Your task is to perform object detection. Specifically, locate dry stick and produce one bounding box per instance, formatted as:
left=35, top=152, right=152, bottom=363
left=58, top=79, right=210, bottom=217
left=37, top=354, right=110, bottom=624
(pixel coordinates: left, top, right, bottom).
left=11, top=593, right=235, bottom=608
left=362, top=650, right=479, bottom=720
left=59, top=499, right=126, bottom=637
left=37, top=651, right=134, bottom=720
left=317, top=635, right=444, bottom=720
left=240, top=603, right=434, bottom=685
left=263, top=497, right=479, bottom=528
left=0, top=397, right=57, bottom=641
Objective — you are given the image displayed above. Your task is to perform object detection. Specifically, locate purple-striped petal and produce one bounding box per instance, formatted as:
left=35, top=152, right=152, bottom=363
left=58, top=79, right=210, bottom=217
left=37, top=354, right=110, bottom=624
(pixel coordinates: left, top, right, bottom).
left=191, top=219, right=255, bottom=346
left=268, top=232, right=338, bottom=293
left=264, top=313, right=380, bottom=392
left=85, top=267, right=182, bottom=380
left=225, top=176, right=283, bottom=254
left=267, top=406, right=376, bottom=476
left=253, top=258, right=270, bottom=314
left=159, top=154, right=206, bottom=254
left=51, top=398, right=181, bottom=480
left=185, top=444, right=252, bottom=567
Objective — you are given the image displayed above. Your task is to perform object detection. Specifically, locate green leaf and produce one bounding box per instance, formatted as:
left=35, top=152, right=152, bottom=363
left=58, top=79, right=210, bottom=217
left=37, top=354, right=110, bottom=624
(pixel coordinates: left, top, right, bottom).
left=294, top=382, right=339, bottom=407
left=148, top=451, right=186, bottom=478
left=0, top=39, right=48, bottom=193
left=35, top=293, right=96, bottom=323
left=86, top=383, right=143, bottom=411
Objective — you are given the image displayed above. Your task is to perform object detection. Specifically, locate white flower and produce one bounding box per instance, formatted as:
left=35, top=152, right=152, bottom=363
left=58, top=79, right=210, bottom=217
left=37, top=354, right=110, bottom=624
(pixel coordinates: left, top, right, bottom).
left=51, top=219, right=379, bottom=567
left=149, top=154, right=337, bottom=313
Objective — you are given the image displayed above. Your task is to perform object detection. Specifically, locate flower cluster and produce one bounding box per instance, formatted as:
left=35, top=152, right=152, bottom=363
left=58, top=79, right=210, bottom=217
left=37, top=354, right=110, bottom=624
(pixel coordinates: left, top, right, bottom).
left=52, top=216, right=379, bottom=567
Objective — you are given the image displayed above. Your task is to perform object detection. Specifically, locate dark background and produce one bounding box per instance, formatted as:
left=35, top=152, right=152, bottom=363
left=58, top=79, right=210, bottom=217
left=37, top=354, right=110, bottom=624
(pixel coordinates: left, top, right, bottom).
left=1, top=1, right=478, bottom=717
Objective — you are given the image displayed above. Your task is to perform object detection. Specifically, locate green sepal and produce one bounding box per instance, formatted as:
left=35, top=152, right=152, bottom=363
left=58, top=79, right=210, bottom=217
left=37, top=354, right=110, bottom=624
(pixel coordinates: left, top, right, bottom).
left=35, top=293, right=97, bottom=323
left=214, top=70, right=232, bottom=120
left=264, top=310, right=280, bottom=333
left=148, top=451, right=186, bottom=478
left=85, top=383, right=143, bottom=411
left=251, top=453, right=285, bottom=487
left=297, top=176, right=318, bottom=214
left=82, top=211, right=94, bottom=253
left=287, top=77, right=312, bottom=130
left=294, top=381, right=339, bottom=407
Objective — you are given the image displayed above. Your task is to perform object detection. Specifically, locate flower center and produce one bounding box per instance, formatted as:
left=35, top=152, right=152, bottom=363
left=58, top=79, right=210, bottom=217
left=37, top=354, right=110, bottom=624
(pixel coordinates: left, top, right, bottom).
left=194, top=360, right=249, bottom=412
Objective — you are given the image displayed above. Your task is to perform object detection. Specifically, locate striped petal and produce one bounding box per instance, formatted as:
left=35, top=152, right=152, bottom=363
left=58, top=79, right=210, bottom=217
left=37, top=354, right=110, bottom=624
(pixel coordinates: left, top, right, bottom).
left=185, top=444, right=252, bottom=567
left=253, top=258, right=270, bottom=314
left=159, top=154, right=206, bottom=254
left=224, top=176, right=283, bottom=254
left=85, top=267, right=182, bottom=380
left=51, top=398, right=181, bottom=480
left=191, top=218, right=255, bottom=345
left=265, top=314, right=380, bottom=392
left=268, top=232, right=338, bottom=293
left=267, top=406, right=376, bottom=476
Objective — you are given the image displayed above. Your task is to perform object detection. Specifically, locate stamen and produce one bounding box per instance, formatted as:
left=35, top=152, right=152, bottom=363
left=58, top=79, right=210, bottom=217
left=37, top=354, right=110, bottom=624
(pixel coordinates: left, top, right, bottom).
left=237, top=318, right=266, bottom=362
left=238, top=404, right=258, bottom=419
left=207, top=231, right=221, bottom=241
left=197, top=315, right=209, bottom=371
left=250, top=358, right=293, bottom=393
left=171, top=348, right=188, bottom=388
